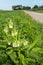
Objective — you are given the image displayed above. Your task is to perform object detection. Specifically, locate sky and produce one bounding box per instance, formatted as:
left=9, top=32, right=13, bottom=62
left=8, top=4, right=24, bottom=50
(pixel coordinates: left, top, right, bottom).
left=0, top=0, right=43, bottom=10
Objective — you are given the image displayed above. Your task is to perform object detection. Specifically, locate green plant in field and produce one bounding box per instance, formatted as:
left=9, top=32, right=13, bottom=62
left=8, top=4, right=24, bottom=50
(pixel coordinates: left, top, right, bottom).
left=0, top=10, right=43, bottom=65
left=3, top=19, right=29, bottom=48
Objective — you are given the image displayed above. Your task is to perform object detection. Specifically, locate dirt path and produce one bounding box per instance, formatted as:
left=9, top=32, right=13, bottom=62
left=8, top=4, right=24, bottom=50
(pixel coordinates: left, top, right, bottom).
left=24, top=10, right=43, bottom=23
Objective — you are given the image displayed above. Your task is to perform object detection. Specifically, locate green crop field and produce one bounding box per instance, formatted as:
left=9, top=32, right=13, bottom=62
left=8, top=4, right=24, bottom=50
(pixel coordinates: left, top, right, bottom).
left=0, top=10, right=43, bottom=65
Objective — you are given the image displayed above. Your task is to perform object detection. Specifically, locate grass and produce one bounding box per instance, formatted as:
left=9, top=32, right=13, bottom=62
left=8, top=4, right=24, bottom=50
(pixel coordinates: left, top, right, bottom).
left=0, top=10, right=43, bottom=65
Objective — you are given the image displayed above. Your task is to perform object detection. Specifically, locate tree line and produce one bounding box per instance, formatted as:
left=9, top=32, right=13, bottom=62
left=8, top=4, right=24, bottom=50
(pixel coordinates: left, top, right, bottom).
left=12, top=5, right=43, bottom=10
left=12, top=5, right=31, bottom=10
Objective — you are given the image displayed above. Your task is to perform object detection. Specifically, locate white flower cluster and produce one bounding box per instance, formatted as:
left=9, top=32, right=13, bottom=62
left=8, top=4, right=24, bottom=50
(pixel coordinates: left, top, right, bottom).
left=7, top=40, right=28, bottom=48
left=8, top=42, right=11, bottom=45
left=4, top=27, right=8, bottom=34
left=12, top=30, right=18, bottom=36
left=4, top=19, right=13, bottom=33
left=4, top=19, right=29, bottom=48
left=4, top=19, right=18, bottom=36
left=9, top=19, right=13, bottom=28
left=12, top=40, right=20, bottom=47
left=23, top=40, right=28, bottom=46
left=12, top=40, right=28, bottom=47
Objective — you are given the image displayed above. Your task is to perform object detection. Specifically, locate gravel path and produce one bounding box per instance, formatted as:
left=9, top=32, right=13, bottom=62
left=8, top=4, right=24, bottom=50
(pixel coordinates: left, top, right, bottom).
left=24, top=10, right=43, bottom=23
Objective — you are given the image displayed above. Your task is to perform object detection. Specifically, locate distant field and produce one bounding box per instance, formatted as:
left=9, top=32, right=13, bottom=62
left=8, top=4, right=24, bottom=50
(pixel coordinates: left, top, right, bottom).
left=31, top=9, right=43, bottom=13
left=0, top=10, right=43, bottom=65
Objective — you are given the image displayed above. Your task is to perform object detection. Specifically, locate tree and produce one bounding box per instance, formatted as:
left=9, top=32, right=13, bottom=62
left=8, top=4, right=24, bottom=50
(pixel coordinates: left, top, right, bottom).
left=12, top=5, right=23, bottom=10
left=33, top=5, right=38, bottom=9
left=39, top=5, right=43, bottom=9
left=23, top=6, right=31, bottom=10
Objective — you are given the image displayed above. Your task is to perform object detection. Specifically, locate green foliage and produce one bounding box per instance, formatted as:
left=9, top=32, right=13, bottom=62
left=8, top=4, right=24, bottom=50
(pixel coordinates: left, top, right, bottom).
left=33, top=5, right=38, bottom=9
left=0, top=10, right=43, bottom=65
left=12, top=5, right=31, bottom=10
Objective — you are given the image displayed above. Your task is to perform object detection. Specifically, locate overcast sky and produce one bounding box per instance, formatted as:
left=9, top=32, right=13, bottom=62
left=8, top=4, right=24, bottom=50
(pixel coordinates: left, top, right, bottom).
left=0, top=0, right=43, bottom=10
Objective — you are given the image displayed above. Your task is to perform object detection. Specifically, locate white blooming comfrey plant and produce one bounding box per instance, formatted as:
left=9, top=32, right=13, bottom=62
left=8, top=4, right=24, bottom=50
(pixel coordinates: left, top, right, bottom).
left=3, top=19, right=29, bottom=48
left=9, top=19, right=13, bottom=28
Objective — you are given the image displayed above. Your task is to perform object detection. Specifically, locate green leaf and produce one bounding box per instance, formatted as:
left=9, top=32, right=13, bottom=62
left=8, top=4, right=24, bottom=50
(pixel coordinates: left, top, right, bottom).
left=32, top=48, right=43, bottom=54
left=28, top=36, right=40, bottom=51
left=18, top=51, right=27, bottom=65
left=7, top=50, right=19, bottom=64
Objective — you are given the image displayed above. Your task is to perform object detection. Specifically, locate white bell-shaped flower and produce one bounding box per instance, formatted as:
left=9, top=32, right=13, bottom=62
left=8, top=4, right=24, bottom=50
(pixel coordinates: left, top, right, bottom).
left=23, top=40, right=28, bottom=46
left=8, top=42, right=11, bottom=45
left=17, top=44, right=20, bottom=47
left=12, top=43, right=18, bottom=47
